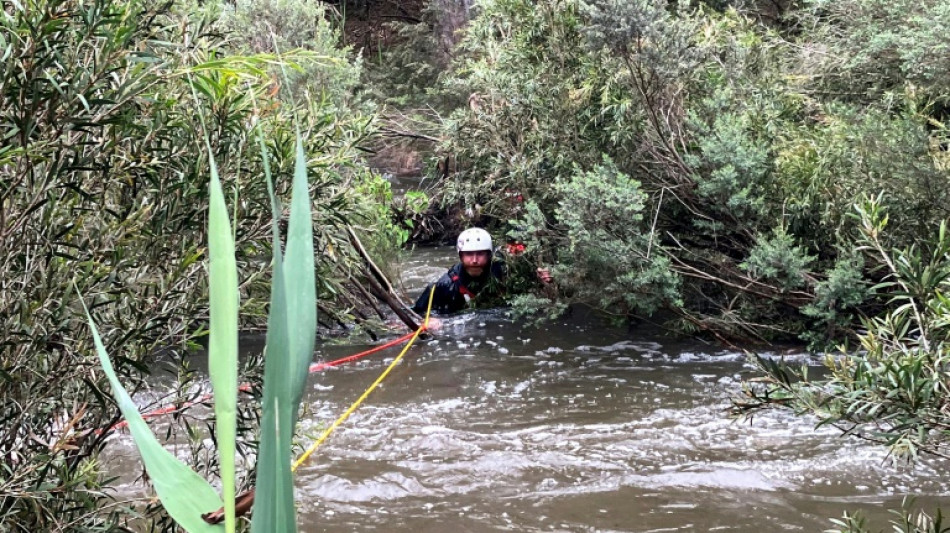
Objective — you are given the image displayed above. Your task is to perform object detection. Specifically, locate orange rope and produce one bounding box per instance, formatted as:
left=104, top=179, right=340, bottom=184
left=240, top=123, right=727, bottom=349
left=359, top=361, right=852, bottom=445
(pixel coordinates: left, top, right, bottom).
left=308, top=331, right=416, bottom=373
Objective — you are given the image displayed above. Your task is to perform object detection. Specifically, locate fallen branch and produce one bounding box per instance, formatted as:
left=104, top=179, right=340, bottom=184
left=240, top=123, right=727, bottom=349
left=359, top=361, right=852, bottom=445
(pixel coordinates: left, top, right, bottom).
left=346, top=225, right=423, bottom=332
left=201, top=489, right=255, bottom=524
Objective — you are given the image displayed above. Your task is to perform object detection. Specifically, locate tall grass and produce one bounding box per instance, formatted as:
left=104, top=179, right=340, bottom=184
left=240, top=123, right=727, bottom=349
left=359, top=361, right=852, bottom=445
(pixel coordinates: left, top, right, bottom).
left=81, top=124, right=316, bottom=531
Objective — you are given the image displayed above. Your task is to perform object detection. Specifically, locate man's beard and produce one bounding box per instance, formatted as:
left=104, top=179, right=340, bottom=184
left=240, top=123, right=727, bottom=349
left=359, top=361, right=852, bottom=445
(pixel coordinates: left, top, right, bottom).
left=464, top=266, right=485, bottom=277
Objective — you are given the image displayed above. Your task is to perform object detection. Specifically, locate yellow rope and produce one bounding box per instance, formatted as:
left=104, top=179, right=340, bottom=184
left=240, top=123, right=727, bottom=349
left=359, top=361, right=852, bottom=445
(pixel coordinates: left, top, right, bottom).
left=292, top=286, right=435, bottom=472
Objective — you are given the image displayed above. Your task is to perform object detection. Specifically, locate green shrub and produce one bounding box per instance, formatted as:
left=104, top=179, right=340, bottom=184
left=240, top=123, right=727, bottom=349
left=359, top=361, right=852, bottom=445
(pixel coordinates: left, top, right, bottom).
left=220, top=0, right=364, bottom=111
left=774, top=105, right=950, bottom=249
left=684, top=86, right=772, bottom=231
left=740, top=196, right=950, bottom=458
left=795, top=0, right=950, bottom=102
left=360, top=0, right=467, bottom=111
left=800, top=252, right=870, bottom=347
left=741, top=226, right=814, bottom=290
left=510, top=159, right=681, bottom=318
left=0, top=1, right=214, bottom=527
left=0, top=0, right=393, bottom=528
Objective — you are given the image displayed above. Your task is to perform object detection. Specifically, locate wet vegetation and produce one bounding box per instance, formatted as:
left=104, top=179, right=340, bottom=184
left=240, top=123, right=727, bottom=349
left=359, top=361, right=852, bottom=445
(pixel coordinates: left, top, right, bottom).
left=2, top=0, right=950, bottom=530
left=413, top=0, right=950, bottom=349
left=1, top=0, right=399, bottom=528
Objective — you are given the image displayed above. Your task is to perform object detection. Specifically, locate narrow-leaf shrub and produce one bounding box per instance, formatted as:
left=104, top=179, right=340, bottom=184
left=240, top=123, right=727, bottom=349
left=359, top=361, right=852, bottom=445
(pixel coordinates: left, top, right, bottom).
left=0, top=0, right=397, bottom=528
left=739, top=196, right=950, bottom=459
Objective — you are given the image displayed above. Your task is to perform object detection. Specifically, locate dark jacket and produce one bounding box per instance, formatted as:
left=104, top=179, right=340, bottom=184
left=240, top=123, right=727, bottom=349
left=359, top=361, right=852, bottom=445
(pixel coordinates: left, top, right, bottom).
left=412, top=260, right=507, bottom=315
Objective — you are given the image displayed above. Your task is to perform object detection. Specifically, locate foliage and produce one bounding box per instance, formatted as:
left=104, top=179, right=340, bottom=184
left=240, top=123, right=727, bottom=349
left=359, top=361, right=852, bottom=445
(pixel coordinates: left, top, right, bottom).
left=683, top=86, right=772, bottom=231
left=84, top=303, right=227, bottom=532
left=360, top=0, right=464, bottom=110
left=795, top=0, right=950, bottom=102
left=220, top=0, right=364, bottom=111
left=251, top=134, right=317, bottom=533
left=435, top=0, right=778, bottom=334
left=0, top=0, right=393, bottom=528
left=740, top=226, right=814, bottom=291
left=510, top=159, right=680, bottom=318
left=826, top=498, right=950, bottom=533
left=425, top=0, right=949, bottom=344
left=440, top=0, right=599, bottom=219
left=800, top=252, right=870, bottom=348
left=0, top=1, right=215, bottom=528
left=774, top=104, right=950, bottom=249
left=508, top=293, right=569, bottom=324
left=738, top=196, right=950, bottom=459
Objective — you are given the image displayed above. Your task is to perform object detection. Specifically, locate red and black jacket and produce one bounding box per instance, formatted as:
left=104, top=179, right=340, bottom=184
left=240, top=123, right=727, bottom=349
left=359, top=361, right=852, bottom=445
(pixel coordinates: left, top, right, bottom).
left=412, top=260, right=507, bottom=315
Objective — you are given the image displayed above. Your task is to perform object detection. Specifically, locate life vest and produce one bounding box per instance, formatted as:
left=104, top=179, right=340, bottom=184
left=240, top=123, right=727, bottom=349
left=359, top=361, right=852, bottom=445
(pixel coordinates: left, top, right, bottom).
left=450, top=273, right=476, bottom=302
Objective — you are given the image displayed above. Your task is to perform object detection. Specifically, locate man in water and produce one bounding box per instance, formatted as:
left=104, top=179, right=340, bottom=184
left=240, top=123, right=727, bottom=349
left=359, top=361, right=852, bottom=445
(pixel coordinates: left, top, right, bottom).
left=412, top=227, right=506, bottom=316
left=411, top=228, right=553, bottom=321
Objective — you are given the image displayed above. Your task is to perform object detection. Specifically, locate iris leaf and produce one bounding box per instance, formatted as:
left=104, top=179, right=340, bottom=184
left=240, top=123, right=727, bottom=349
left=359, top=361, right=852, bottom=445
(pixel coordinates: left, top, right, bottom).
left=80, top=298, right=222, bottom=533
left=207, top=151, right=239, bottom=532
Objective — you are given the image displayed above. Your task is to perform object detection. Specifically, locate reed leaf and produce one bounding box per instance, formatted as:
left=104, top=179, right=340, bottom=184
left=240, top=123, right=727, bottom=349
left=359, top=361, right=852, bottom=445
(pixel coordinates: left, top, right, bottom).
left=252, top=253, right=295, bottom=531
left=206, top=151, right=239, bottom=532
left=250, top=126, right=316, bottom=532
left=284, top=130, right=318, bottom=423
left=80, top=297, right=222, bottom=533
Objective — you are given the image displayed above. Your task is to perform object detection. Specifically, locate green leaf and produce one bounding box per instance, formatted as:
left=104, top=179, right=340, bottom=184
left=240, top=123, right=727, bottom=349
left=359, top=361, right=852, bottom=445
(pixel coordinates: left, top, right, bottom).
left=79, top=295, right=222, bottom=533
left=207, top=151, right=239, bottom=532
left=251, top=122, right=299, bottom=533
left=252, top=254, right=296, bottom=532
left=284, top=130, right=317, bottom=423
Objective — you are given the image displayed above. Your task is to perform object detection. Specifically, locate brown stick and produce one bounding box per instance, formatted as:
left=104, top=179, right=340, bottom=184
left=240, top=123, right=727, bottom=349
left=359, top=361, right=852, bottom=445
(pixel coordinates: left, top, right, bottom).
left=363, top=268, right=421, bottom=332
left=346, top=225, right=423, bottom=332
left=201, top=489, right=255, bottom=524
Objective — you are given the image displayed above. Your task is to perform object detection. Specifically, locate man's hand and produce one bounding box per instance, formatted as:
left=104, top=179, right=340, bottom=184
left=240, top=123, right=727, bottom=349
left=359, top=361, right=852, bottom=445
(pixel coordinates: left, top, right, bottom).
left=424, top=317, right=442, bottom=332
left=537, top=267, right=553, bottom=284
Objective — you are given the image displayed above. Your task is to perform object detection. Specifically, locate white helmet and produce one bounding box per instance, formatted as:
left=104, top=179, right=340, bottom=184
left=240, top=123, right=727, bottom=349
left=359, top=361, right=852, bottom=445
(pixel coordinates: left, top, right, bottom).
left=457, top=227, right=493, bottom=253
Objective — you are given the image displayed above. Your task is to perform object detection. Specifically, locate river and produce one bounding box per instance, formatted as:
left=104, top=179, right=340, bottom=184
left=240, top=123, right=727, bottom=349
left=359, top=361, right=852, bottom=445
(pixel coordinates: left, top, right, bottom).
left=110, top=247, right=950, bottom=532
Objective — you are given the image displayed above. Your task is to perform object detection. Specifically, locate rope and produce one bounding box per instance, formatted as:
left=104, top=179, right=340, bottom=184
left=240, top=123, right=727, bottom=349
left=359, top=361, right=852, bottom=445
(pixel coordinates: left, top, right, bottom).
left=199, top=292, right=434, bottom=525
left=292, top=286, right=435, bottom=471
left=108, top=330, right=420, bottom=432
left=308, top=331, right=416, bottom=373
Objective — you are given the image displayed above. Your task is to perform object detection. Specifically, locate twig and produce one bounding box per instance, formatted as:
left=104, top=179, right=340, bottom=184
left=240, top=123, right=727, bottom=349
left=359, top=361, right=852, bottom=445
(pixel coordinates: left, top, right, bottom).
left=346, top=226, right=422, bottom=331
left=378, top=127, right=441, bottom=143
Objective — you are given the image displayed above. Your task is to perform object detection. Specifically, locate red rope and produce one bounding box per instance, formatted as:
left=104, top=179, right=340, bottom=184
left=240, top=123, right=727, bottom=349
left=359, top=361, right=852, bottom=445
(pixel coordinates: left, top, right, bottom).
left=107, top=331, right=418, bottom=432
left=308, top=331, right=416, bottom=373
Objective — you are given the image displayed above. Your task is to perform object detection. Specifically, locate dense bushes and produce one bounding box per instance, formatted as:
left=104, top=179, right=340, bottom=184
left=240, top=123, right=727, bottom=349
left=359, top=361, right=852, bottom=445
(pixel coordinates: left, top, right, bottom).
left=219, top=0, right=364, bottom=110
left=509, top=159, right=679, bottom=319
left=0, top=0, right=392, bottom=528
left=425, top=0, right=949, bottom=344
left=1, top=2, right=207, bottom=526
left=740, top=196, right=950, bottom=460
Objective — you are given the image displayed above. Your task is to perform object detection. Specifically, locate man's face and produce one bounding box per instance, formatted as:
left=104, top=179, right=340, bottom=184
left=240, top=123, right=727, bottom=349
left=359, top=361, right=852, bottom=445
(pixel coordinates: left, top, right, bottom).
left=460, top=250, right=491, bottom=277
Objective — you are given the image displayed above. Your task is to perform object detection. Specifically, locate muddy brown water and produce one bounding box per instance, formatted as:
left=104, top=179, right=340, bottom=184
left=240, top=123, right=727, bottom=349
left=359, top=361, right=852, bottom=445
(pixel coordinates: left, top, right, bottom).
left=109, top=248, right=950, bottom=532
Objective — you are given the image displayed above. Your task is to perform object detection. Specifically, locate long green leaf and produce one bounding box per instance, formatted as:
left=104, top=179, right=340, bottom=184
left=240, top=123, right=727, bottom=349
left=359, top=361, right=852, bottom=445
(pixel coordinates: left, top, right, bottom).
left=207, top=152, right=239, bottom=533
left=80, top=296, right=221, bottom=533
left=253, top=254, right=295, bottom=532
left=250, top=125, right=297, bottom=532
left=284, top=130, right=317, bottom=423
